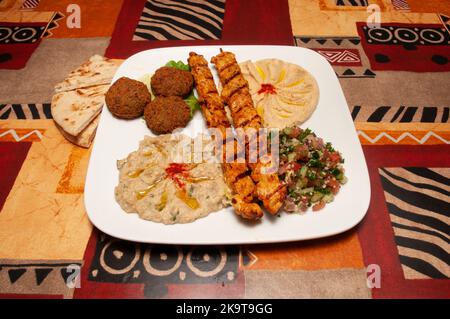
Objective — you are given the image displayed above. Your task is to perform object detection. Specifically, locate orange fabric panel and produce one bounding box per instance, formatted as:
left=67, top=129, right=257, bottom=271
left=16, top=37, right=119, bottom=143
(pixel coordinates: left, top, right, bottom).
left=244, top=230, right=365, bottom=270
left=38, top=0, right=124, bottom=37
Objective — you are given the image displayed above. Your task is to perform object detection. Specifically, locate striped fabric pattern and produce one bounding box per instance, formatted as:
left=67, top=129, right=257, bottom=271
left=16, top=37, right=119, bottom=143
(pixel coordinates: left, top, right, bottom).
left=336, top=0, right=368, bottom=6
left=391, top=0, right=410, bottom=11
left=293, top=36, right=376, bottom=78
left=0, top=103, right=52, bottom=119
left=20, top=0, right=40, bottom=10
left=0, top=129, right=44, bottom=142
left=379, top=167, right=450, bottom=279
left=358, top=130, right=450, bottom=145
left=134, top=0, right=226, bottom=41
left=439, top=14, right=450, bottom=34
left=351, top=106, right=449, bottom=123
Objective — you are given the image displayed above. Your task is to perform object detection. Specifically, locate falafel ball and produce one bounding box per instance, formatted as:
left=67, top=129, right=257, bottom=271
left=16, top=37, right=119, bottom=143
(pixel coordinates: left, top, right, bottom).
left=144, top=96, right=191, bottom=134
left=151, top=66, right=194, bottom=97
left=105, top=77, right=151, bottom=119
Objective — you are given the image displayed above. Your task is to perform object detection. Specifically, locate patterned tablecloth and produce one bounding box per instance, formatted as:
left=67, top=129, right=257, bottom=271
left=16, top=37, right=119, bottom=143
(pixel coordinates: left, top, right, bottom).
left=0, top=0, right=449, bottom=299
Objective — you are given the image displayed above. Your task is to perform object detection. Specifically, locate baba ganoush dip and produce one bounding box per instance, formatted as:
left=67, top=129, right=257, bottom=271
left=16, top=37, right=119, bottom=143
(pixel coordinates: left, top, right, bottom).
left=115, top=134, right=230, bottom=224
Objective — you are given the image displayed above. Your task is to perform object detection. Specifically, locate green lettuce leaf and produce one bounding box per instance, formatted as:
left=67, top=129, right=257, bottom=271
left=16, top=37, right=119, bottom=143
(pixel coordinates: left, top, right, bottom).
left=165, top=60, right=199, bottom=116
left=165, top=60, right=190, bottom=71
left=185, top=91, right=201, bottom=117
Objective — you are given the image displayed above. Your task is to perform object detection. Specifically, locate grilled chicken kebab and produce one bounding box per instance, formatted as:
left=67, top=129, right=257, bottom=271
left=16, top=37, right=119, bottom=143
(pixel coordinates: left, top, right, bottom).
left=211, top=50, right=287, bottom=215
left=188, top=52, right=263, bottom=220
left=188, top=50, right=287, bottom=219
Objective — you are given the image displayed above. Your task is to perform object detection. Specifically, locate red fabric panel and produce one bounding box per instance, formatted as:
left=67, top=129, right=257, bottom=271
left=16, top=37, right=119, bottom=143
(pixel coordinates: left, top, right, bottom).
left=105, top=0, right=294, bottom=59
left=0, top=293, right=63, bottom=299
left=357, top=22, right=450, bottom=72
left=0, top=142, right=32, bottom=213
left=0, top=43, right=40, bottom=70
left=165, top=272, right=245, bottom=298
left=74, top=229, right=244, bottom=299
left=357, top=145, right=450, bottom=299
left=0, top=22, right=46, bottom=70
left=73, top=229, right=145, bottom=299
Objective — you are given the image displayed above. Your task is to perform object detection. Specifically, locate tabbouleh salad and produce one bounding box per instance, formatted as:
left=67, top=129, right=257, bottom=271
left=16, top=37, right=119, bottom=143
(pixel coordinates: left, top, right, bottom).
left=278, top=126, right=347, bottom=213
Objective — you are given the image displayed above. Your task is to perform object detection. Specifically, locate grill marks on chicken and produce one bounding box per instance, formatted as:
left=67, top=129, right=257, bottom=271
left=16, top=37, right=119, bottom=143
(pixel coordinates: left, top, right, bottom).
left=211, top=51, right=286, bottom=215
left=212, top=53, right=262, bottom=130
left=187, top=58, right=230, bottom=129
left=188, top=52, right=263, bottom=220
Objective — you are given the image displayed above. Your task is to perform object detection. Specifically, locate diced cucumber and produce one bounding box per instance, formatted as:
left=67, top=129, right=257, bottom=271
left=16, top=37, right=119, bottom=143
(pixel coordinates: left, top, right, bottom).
left=300, top=165, right=308, bottom=178
left=322, top=194, right=334, bottom=203
left=288, top=152, right=296, bottom=162
left=283, top=127, right=292, bottom=136
left=296, top=178, right=306, bottom=189
left=301, top=187, right=314, bottom=195
left=311, top=192, right=324, bottom=203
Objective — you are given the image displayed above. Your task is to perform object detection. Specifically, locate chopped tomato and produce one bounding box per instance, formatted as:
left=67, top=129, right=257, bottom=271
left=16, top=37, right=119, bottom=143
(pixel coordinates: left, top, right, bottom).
left=279, top=162, right=301, bottom=175
left=292, top=162, right=301, bottom=172
left=278, top=163, right=290, bottom=175
left=328, top=152, right=341, bottom=164
left=288, top=126, right=301, bottom=138
left=312, top=201, right=326, bottom=211
left=284, top=199, right=297, bottom=212
left=294, top=144, right=309, bottom=161
left=279, top=126, right=347, bottom=214
left=327, top=178, right=340, bottom=194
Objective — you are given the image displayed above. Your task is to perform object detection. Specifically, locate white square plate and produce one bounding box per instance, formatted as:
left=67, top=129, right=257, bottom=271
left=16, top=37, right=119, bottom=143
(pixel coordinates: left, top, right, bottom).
left=84, top=45, right=370, bottom=245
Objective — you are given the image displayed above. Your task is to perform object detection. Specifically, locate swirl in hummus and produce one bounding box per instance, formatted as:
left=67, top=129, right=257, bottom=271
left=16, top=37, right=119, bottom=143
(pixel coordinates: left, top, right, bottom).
left=240, top=58, right=319, bottom=129
left=115, top=134, right=230, bottom=224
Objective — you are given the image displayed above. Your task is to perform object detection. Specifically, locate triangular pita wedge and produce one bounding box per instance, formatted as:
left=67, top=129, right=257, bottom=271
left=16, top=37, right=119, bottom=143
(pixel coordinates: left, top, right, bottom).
left=54, top=55, right=122, bottom=93
left=56, top=114, right=100, bottom=148
left=51, top=84, right=108, bottom=136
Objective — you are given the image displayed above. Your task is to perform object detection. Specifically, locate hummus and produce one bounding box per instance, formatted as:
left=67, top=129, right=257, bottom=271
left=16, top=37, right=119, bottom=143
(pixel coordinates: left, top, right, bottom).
left=240, top=59, right=319, bottom=129
left=115, top=134, right=230, bottom=224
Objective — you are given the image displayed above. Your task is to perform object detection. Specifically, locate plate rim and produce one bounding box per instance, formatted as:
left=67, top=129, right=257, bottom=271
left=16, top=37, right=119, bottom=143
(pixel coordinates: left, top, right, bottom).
left=84, top=44, right=371, bottom=245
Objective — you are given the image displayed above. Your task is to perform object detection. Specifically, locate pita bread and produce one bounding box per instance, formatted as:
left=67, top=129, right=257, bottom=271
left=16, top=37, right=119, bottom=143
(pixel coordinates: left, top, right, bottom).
left=51, top=84, right=108, bottom=136
left=56, top=114, right=100, bottom=148
left=54, top=55, right=121, bottom=93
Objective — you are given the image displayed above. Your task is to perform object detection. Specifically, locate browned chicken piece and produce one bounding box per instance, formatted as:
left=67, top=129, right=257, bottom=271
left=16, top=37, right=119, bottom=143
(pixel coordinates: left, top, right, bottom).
left=188, top=52, right=263, bottom=220
left=228, top=92, right=262, bottom=129
left=219, top=64, right=241, bottom=84
left=224, top=144, right=246, bottom=165
left=233, top=175, right=256, bottom=202
left=223, top=162, right=247, bottom=185
left=220, top=77, right=250, bottom=103
left=211, top=51, right=236, bottom=73
left=263, top=185, right=287, bottom=214
left=252, top=157, right=287, bottom=214
left=211, top=53, right=261, bottom=130
left=231, top=194, right=264, bottom=220
left=211, top=50, right=286, bottom=215
left=227, top=89, right=252, bottom=113
left=202, top=96, right=231, bottom=128
left=188, top=55, right=230, bottom=130
left=246, top=116, right=263, bottom=130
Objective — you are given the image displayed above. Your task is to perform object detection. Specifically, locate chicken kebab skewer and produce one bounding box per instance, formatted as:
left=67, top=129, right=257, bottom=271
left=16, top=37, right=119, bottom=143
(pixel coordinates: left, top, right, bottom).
left=187, top=52, right=263, bottom=220
left=211, top=50, right=287, bottom=215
